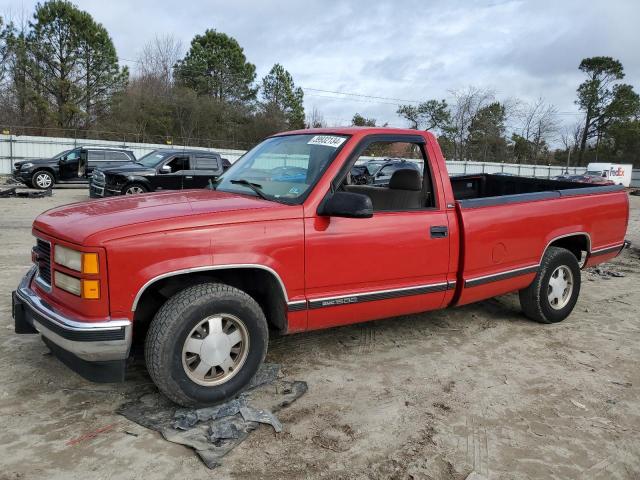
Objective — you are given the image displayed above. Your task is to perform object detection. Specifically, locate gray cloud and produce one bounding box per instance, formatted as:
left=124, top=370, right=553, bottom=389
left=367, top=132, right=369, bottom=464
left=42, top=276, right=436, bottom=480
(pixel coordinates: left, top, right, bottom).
left=1, top=0, right=638, bottom=130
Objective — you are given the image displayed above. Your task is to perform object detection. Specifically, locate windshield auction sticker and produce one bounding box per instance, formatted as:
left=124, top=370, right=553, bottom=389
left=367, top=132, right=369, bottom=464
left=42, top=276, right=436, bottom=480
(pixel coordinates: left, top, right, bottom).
left=307, top=135, right=346, bottom=148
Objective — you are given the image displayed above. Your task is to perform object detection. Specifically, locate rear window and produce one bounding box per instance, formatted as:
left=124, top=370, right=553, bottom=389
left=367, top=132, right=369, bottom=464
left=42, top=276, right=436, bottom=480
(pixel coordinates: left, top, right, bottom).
left=195, top=156, right=220, bottom=170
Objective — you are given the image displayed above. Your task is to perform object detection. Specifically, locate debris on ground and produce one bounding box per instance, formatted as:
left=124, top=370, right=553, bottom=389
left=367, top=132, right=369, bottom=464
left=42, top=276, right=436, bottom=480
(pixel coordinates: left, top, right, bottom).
left=117, top=364, right=307, bottom=469
left=570, top=399, right=588, bottom=410
left=66, top=424, right=116, bottom=446
left=0, top=187, right=53, bottom=198
left=586, top=266, right=626, bottom=278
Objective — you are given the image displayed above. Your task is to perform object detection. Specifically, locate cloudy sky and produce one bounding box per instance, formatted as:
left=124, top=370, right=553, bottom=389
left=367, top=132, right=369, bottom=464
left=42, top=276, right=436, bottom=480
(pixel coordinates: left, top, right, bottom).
left=2, top=0, right=638, bottom=132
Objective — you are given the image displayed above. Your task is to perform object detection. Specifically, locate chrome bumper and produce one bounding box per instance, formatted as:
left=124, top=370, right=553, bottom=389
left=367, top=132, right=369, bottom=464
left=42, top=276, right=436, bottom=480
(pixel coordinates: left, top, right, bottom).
left=13, top=268, right=132, bottom=364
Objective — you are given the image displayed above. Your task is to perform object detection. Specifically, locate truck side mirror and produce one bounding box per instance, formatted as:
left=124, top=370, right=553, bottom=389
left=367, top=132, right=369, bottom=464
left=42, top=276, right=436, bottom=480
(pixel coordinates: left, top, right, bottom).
left=318, top=191, right=373, bottom=219
left=159, top=165, right=171, bottom=174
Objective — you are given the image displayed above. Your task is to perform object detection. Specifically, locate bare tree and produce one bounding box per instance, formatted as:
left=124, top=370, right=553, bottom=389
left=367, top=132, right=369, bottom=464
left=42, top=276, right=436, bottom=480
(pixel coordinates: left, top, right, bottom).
left=515, top=98, right=560, bottom=164
left=448, top=86, right=496, bottom=161
left=306, top=107, right=326, bottom=128
left=137, top=34, right=182, bottom=87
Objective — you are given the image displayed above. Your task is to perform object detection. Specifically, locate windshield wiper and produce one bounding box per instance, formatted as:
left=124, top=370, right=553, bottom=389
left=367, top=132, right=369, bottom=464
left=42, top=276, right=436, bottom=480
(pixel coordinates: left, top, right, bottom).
left=230, top=179, right=271, bottom=200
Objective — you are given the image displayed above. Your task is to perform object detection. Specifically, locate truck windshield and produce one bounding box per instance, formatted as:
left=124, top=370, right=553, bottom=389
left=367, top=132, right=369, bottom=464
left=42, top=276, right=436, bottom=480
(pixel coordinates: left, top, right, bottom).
left=216, top=134, right=349, bottom=203
left=136, top=151, right=171, bottom=167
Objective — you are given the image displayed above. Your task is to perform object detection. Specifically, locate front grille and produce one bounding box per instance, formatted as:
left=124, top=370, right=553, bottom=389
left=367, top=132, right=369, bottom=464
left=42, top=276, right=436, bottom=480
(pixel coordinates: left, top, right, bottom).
left=35, top=238, right=52, bottom=286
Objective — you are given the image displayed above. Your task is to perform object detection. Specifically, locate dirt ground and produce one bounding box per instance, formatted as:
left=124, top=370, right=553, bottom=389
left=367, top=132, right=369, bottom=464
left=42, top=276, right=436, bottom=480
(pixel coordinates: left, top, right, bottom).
left=1, top=188, right=639, bottom=480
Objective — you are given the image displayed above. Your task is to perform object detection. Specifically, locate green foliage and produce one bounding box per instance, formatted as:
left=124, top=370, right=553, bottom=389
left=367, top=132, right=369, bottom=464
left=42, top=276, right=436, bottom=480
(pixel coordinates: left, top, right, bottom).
left=466, top=102, right=507, bottom=161
left=576, top=56, right=639, bottom=164
left=175, top=29, right=257, bottom=103
left=18, top=0, right=127, bottom=128
left=260, top=63, right=305, bottom=130
left=396, top=99, right=450, bottom=132
left=351, top=113, right=376, bottom=126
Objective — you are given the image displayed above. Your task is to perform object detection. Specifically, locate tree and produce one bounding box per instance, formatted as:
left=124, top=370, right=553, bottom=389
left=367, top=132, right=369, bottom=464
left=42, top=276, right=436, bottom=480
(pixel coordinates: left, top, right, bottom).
left=351, top=112, right=376, bottom=126
left=0, top=17, right=11, bottom=86
left=514, top=98, right=559, bottom=164
left=576, top=56, right=640, bottom=164
left=306, top=107, right=325, bottom=128
left=467, top=102, right=507, bottom=162
left=22, top=0, right=127, bottom=129
left=175, top=29, right=256, bottom=103
left=447, top=87, right=496, bottom=161
left=137, top=34, right=182, bottom=88
left=260, top=63, right=305, bottom=130
left=396, top=99, right=450, bottom=133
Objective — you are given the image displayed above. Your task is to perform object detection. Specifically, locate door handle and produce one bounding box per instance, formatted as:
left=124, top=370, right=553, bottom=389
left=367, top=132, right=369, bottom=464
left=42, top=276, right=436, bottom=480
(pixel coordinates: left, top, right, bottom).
left=185, top=176, right=193, bottom=179
left=430, top=226, right=448, bottom=238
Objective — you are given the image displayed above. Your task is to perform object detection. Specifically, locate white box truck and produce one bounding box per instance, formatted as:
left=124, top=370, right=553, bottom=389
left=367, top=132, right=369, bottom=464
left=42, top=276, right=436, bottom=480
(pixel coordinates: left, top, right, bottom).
left=586, top=163, right=633, bottom=187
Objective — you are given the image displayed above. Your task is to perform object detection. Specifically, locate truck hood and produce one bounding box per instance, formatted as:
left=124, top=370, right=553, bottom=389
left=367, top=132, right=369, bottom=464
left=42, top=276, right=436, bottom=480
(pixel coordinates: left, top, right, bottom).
left=15, top=157, right=56, bottom=167
left=101, top=163, right=156, bottom=176
left=33, top=190, right=298, bottom=244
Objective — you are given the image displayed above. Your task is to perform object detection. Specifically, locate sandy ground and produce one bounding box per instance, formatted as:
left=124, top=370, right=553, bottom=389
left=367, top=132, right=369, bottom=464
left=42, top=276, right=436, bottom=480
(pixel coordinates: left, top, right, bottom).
left=0, top=188, right=639, bottom=480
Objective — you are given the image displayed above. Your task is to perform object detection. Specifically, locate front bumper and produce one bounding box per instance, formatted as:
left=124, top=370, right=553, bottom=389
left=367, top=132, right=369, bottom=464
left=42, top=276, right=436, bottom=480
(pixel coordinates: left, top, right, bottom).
left=12, top=170, right=32, bottom=184
left=12, top=267, right=132, bottom=382
left=89, top=182, right=121, bottom=198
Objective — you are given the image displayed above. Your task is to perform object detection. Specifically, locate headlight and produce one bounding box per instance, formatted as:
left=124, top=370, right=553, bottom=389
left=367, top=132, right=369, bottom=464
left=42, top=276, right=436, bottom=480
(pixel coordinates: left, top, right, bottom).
left=54, top=245, right=99, bottom=274
left=54, top=271, right=100, bottom=298
left=21, top=162, right=33, bottom=169
left=54, top=271, right=81, bottom=296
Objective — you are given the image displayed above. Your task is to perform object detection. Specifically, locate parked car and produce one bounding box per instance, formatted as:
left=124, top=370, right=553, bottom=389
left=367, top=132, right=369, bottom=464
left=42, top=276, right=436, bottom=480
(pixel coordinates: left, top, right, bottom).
left=89, top=149, right=225, bottom=197
left=349, top=164, right=373, bottom=185
left=552, top=174, right=615, bottom=185
left=12, top=146, right=136, bottom=190
left=13, top=127, right=628, bottom=407
left=368, top=158, right=422, bottom=185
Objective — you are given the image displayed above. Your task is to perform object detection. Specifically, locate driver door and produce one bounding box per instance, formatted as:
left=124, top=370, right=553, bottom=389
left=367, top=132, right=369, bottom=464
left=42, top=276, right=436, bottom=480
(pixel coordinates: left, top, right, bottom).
left=59, top=149, right=82, bottom=180
left=154, top=154, right=191, bottom=190
left=304, top=136, right=451, bottom=330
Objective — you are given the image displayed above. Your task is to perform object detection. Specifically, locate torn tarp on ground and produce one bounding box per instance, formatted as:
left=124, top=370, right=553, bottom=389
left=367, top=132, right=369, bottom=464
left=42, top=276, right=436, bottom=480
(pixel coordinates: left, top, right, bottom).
left=116, top=363, right=308, bottom=469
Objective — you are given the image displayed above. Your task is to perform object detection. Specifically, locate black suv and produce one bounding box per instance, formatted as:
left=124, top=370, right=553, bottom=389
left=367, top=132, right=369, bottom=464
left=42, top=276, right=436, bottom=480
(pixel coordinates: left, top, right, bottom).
left=12, top=146, right=136, bottom=190
left=368, top=158, right=422, bottom=186
left=90, top=149, right=228, bottom=198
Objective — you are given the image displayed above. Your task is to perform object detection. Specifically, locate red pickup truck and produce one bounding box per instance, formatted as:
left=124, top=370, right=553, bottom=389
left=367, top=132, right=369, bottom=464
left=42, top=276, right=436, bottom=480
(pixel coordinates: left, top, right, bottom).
left=13, top=128, right=629, bottom=406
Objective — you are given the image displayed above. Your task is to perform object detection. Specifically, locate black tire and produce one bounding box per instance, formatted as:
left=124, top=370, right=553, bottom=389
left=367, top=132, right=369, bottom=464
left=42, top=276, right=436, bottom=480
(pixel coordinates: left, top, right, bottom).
left=519, top=246, right=581, bottom=323
left=31, top=170, right=55, bottom=190
left=122, top=182, right=148, bottom=195
left=144, top=283, right=268, bottom=407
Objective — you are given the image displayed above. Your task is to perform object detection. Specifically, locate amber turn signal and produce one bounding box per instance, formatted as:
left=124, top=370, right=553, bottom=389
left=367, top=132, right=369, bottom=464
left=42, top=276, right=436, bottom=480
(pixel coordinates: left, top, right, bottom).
left=82, top=253, right=99, bottom=274
left=82, top=279, right=100, bottom=299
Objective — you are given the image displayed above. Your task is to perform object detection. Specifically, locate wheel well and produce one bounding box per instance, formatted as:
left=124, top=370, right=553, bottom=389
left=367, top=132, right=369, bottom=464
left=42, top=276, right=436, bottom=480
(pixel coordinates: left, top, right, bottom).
left=33, top=168, right=56, bottom=179
left=132, top=268, right=287, bottom=344
left=546, top=234, right=590, bottom=262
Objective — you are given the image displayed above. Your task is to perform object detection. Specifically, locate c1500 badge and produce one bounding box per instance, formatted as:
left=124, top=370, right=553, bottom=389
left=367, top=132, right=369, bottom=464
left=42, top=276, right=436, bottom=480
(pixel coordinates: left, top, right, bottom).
left=321, top=296, right=358, bottom=307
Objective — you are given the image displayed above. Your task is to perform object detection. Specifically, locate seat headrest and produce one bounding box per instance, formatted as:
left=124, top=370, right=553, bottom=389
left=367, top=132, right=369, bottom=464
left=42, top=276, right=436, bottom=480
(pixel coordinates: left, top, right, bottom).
left=389, top=168, right=421, bottom=191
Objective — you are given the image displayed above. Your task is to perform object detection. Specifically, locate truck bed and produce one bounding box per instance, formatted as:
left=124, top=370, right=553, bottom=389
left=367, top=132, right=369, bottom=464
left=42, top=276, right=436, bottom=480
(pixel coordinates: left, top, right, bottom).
left=451, top=173, right=628, bottom=306
left=451, top=174, right=624, bottom=208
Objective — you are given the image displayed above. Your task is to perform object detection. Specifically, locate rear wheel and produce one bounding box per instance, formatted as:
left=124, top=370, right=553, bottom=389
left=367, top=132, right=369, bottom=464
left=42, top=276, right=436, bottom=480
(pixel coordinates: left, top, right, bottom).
left=122, top=183, right=148, bottom=195
left=32, top=170, right=54, bottom=190
left=144, top=283, right=268, bottom=407
left=519, top=246, right=581, bottom=323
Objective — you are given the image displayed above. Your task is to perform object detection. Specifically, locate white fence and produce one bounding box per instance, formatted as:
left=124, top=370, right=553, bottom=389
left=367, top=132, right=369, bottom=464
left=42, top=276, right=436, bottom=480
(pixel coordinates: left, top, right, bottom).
left=0, top=134, right=246, bottom=174
left=3, top=133, right=639, bottom=185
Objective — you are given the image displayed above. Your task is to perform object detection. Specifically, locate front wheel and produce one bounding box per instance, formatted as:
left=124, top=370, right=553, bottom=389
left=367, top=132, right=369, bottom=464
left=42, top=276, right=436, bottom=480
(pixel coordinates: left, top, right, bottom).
left=122, top=183, right=148, bottom=195
left=144, top=283, right=268, bottom=407
left=32, top=170, right=54, bottom=190
left=519, top=246, right=581, bottom=323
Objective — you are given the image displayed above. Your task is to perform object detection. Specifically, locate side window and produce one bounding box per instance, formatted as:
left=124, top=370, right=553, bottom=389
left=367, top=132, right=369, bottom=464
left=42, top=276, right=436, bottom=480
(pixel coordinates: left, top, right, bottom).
left=87, top=150, right=105, bottom=165
left=340, top=141, right=434, bottom=211
left=164, top=156, right=190, bottom=173
left=195, top=155, right=220, bottom=171
left=107, top=151, right=130, bottom=162
left=66, top=150, right=80, bottom=160
left=378, top=165, right=396, bottom=177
